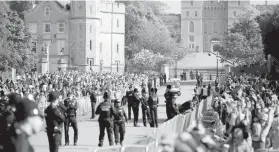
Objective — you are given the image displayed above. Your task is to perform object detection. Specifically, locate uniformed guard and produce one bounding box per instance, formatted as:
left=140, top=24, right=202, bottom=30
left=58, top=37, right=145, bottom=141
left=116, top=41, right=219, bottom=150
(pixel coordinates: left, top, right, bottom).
left=140, top=88, right=152, bottom=127
left=125, top=85, right=133, bottom=120
left=132, top=88, right=141, bottom=127
left=64, top=93, right=78, bottom=146
left=95, top=92, right=114, bottom=147
left=148, top=88, right=159, bottom=128
left=90, top=88, right=97, bottom=119
left=44, top=91, right=65, bottom=152
left=2, top=98, right=44, bottom=152
left=112, top=94, right=128, bottom=146
left=164, top=85, right=173, bottom=120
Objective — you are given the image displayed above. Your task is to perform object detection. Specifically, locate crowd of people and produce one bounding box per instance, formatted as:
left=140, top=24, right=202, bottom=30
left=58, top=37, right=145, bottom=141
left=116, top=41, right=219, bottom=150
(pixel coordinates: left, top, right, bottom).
left=160, top=73, right=279, bottom=152
left=0, top=70, right=167, bottom=152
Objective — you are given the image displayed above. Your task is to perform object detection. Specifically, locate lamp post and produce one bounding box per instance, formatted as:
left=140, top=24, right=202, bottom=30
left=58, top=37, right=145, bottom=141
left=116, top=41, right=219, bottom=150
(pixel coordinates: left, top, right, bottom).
left=208, top=51, right=235, bottom=77
left=174, top=55, right=178, bottom=78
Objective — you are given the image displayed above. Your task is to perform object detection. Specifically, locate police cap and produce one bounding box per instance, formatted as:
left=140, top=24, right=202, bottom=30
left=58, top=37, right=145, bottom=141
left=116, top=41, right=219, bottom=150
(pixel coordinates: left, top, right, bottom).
left=8, top=93, right=22, bottom=105
left=150, top=88, right=155, bottom=93
left=15, top=98, right=43, bottom=122
left=129, top=85, right=133, bottom=88
left=142, top=88, right=146, bottom=94
left=48, top=91, right=60, bottom=102
left=134, top=88, right=139, bottom=93
left=167, top=85, right=172, bottom=89
left=103, top=92, right=110, bottom=99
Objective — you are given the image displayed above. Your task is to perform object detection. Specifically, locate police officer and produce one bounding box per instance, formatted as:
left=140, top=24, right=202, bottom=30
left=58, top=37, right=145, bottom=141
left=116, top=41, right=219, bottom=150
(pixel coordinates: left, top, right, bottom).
left=132, top=88, right=141, bottom=127
left=125, top=85, right=133, bottom=120
left=112, top=95, right=128, bottom=146
left=141, top=88, right=152, bottom=127
left=2, top=98, right=44, bottom=152
left=148, top=88, right=159, bottom=128
left=64, top=93, right=78, bottom=146
left=44, top=91, right=65, bottom=152
left=164, top=85, right=173, bottom=120
left=168, top=94, right=179, bottom=120
left=4, top=93, right=22, bottom=132
left=95, top=92, right=114, bottom=147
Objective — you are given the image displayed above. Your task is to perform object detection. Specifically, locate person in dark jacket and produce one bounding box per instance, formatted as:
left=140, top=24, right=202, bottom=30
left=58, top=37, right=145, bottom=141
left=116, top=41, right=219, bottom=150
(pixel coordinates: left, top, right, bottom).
left=125, top=85, right=134, bottom=120
left=2, top=98, right=44, bottom=152
left=90, top=88, right=97, bottom=119
left=164, top=85, right=173, bottom=120
left=141, top=88, right=152, bottom=127
left=95, top=92, right=114, bottom=147
left=148, top=88, right=159, bottom=127
left=112, top=96, right=128, bottom=146
left=64, top=93, right=78, bottom=146
left=45, top=91, right=65, bottom=152
left=132, top=88, right=141, bottom=127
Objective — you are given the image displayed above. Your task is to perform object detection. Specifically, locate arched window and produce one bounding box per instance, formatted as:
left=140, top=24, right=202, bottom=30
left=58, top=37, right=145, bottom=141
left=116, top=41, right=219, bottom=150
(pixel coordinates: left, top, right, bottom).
left=213, top=22, right=217, bottom=33
left=191, top=1, right=193, bottom=6
left=189, top=21, right=194, bottom=33
left=204, top=23, right=207, bottom=33
left=44, top=6, right=50, bottom=16
left=238, top=0, right=240, bottom=5
left=116, top=44, right=119, bottom=53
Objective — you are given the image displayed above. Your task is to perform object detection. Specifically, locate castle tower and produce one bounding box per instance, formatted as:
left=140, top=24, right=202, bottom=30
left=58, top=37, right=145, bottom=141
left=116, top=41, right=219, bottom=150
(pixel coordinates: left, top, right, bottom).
left=181, top=0, right=203, bottom=52
left=69, top=0, right=101, bottom=71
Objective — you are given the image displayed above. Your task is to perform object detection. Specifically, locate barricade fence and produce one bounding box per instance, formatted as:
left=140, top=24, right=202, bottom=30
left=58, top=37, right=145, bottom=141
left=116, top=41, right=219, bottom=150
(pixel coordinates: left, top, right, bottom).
left=94, top=96, right=213, bottom=152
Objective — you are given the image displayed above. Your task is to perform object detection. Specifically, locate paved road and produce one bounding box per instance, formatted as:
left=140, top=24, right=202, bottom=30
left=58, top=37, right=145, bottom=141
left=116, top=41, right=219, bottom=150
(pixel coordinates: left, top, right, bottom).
left=29, top=84, right=196, bottom=152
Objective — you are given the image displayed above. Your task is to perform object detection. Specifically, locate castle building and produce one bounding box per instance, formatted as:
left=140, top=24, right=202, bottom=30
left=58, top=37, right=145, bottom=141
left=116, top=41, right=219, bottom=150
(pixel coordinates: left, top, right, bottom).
left=181, top=0, right=250, bottom=53
left=24, top=0, right=125, bottom=73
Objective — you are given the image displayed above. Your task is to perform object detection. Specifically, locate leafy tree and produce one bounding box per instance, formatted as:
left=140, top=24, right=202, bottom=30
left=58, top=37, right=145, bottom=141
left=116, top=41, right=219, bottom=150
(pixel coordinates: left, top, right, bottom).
left=6, top=1, right=35, bottom=19
left=218, top=6, right=264, bottom=65
left=161, top=14, right=181, bottom=43
left=0, top=2, right=35, bottom=72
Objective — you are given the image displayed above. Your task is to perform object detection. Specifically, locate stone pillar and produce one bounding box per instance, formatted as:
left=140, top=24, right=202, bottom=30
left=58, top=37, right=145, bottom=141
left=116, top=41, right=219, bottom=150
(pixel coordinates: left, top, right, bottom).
left=161, top=64, right=169, bottom=81
left=38, top=58, right=48, bottom=74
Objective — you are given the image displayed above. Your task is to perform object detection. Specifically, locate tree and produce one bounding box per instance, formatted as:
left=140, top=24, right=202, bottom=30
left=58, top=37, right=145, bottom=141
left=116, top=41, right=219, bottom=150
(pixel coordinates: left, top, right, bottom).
left=6, top=1, right=34, bottom=19
left=218, top=6, right=264, bottom=65
left=123, top=1, right=185, bottom=61
left=0, top=2, right=35, bottom=72
left=161, top=14, right=181, bottom=43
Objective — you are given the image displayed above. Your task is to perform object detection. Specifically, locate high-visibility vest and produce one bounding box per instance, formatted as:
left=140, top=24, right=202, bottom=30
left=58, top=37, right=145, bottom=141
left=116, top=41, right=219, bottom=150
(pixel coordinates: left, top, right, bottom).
left=202, top=88, right=207, bottom=96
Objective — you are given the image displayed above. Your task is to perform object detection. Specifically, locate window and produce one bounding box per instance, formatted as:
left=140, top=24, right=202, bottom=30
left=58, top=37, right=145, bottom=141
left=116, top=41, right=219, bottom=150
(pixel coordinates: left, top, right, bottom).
left=196, top=46, right=199, bottom=52
left=90, top=40, right=92, bottom=50
left=100, top=43, right=102, bottom=52
left=32, top=42, right=36, bottom=53
left=189, top=44, right=191, bottom=49
left=204, top=23, right=207, bottom=33
left=238, top=0, right=240, bottom=5
left=195, top=11, right=197, bottom=17
left=58, top=22, right=65, bottom=33
left=213, top=22, right=217, bottom=33
left=117, top=19, right=119, bottom=28
left=79, top=2, right=83, bottom=11
left=189, top=21, right=194, bottom=33
left=116, top=62, right=119, bottom=72
left=204, top=7, right=206, bottom=10
left=186, top=11, right=189, bottom=17
left=90, top=5, right=92, bottom=13
left=44, top=23, right=51, bottom=33
left=191, top=1, right=193, bottom=6
left=44, top=6, right=50, bottom=16
left=90, top=25, right=92, bottom=33
left=233, top=11, right=237, bottom=17
left=116, top=44, right=119, bottom=53
left=117, top=3, right=120, bottom=8
left=189, top=35, right=194, bottom=42
left=192, top=44, right=194, bottom=48
left=28, top=23, right=37, bottom=33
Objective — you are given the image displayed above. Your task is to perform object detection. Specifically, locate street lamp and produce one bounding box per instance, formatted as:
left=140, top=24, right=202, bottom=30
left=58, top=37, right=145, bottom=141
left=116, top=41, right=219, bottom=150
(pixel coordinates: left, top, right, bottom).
left=208, top=52, right=219, bottom=77
left=208, top=51, right=235, bottom=77
left=174, top=54, right=178, bottom=78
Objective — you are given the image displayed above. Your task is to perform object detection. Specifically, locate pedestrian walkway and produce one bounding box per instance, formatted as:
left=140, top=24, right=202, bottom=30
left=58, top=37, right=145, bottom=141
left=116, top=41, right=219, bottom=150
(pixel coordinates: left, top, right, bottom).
left=30, top=84, right=196, bottom=152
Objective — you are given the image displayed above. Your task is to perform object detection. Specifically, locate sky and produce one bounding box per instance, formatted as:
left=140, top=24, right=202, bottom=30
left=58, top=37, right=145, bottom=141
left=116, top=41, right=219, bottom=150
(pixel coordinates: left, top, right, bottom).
left=163, top=0, right=279, bottom=14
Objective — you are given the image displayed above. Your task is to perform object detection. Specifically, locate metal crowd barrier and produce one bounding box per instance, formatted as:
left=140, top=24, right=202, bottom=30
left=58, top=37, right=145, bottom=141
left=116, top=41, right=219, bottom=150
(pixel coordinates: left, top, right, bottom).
left=94, top=96, right=213, bottom=152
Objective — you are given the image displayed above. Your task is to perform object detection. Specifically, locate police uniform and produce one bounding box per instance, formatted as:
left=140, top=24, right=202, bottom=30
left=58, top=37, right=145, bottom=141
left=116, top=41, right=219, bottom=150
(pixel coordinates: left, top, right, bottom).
left=112, top=99, right=128, bottom=145
left=132, top=88, right=141, bottom=127
left=44, top=91, right=65, bottom=152
left=64, top=95, right=78, bottom=146
left=141, top=89, right=152, bottom=127
left=125, top=86, right=133, bottom=120
left=164, top=85, right=173, bottom=120
left=95, top=92, right=114, bottom=147
left=2, top=98, right=43, bottom=152
left=148, top=88, right=159, bottom=127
